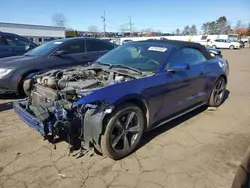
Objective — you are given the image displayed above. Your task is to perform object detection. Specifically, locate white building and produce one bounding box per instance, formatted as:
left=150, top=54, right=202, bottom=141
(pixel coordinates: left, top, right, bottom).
left=0, top=22, right=65, bottom=44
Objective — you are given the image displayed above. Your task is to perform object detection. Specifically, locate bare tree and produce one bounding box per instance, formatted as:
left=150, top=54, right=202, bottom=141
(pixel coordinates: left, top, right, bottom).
left=246, top=23, right=250, bottom=36
left=201, top=22, right=210, bottom=34
left=182, top=26, right=190, bottom=35
left=88, top=25, right=98, bottom=33
left=52, top=13, right=66, bottom=27
left=140, top=28, right=154, bottom=33
left=202, top=16, right=231, bottom=35
left=216, top=16, right=231, bottom=34
left=175, top=28, right=180, bottom=36
left=234, top=20, right=247, bottom=35
left=190, top=25, right=197, bottom=35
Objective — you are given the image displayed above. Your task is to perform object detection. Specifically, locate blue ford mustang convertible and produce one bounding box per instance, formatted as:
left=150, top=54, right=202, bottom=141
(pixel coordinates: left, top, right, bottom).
left=14, top=40, right=229, bottom=159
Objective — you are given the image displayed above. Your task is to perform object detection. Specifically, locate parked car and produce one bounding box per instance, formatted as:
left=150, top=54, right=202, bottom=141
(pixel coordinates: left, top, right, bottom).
left=14, top=40, right=229, bottom=160
left=0, top=32, right=37, bottom=58
left=160, top=37, right=168, bottom=40
left=209, top=39, right=240, bottom=49
left=0, top=38, right=117, bottom=94
left=122, top=39, right=133, bottom=45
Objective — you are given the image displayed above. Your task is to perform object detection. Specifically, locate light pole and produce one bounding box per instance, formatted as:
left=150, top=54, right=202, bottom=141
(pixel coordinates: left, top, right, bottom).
left=101, top=11, right=106, bottom=37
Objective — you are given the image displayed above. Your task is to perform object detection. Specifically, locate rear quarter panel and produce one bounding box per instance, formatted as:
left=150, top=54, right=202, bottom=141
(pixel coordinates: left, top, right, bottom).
left=203, top=57, right=228, bottom=100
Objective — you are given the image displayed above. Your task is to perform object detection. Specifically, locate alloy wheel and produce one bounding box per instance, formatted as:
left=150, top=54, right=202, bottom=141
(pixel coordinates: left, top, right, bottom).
left=110, top=111, right=141, bottom=152
left=213, top=79, right=226, bottom=106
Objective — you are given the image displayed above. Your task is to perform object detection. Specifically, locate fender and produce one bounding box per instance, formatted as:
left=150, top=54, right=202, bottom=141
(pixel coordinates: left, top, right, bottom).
left=81, top=92, right=150, bottom=149
left=75, top=79, right=147, bottom=105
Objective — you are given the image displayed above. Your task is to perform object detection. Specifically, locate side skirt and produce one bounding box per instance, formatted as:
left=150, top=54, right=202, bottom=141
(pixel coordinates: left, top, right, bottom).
left=150, top=102, right=208, bottom=131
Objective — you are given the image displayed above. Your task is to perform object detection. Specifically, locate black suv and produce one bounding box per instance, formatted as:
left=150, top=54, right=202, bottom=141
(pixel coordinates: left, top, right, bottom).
left=0, top=32, right=37, bottom=58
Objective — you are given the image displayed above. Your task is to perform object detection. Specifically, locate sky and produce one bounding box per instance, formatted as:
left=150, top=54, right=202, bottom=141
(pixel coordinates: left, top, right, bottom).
left=1, top=0, right=250, bottom=33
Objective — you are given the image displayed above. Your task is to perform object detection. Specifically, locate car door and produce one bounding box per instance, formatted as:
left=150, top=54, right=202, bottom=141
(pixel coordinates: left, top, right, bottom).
left=157, top=48, right=208, bottom=120
left=0, top=33, right=17, bottom=57
left=225, top=39, right=232, bottom=48
left=214, top=39, right=222, bottom=48
left=0, top=34, right=13, bottom=58
left=221, top=39, right=228, bottom=48
left=1, top=33, right=32, bottom=56
left=85, top=40, right=116, bottom=61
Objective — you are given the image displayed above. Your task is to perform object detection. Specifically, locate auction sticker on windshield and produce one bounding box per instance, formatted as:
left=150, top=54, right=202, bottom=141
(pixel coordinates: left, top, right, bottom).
left=54, top=41, right=63, bottom=44
left=148, top=46, right=167, bottom=52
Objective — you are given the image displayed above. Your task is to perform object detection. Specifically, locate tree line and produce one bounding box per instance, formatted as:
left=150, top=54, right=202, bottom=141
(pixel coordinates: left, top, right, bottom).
left=175, top=16, right=250, bottom=36
left=51, top=13, right=250, bottom=37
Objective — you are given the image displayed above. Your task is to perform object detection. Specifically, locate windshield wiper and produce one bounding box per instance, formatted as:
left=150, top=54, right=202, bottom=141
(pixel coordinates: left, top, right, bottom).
left=110, top=64, right=142, bottom=74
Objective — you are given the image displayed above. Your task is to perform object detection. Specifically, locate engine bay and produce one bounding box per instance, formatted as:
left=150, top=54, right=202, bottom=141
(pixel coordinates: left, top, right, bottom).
left=20, top=66, right=139, bottom=152
left=22, top=66, right=136, bottom=128
left=24, top=66, right=135, bottom=105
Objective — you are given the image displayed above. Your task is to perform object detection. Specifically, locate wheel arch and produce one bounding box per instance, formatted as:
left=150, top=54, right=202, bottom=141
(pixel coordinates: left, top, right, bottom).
left=17, top=69, right=41, bottom=94
left=220, top=74, right=227, bottom=84
left=207, top=74, right=227, bottom=103
left=110, top=95, right=150, bottom=130
left=86, top=96, right=150, bottom=151
left=229, top=45, right=235, bottom=49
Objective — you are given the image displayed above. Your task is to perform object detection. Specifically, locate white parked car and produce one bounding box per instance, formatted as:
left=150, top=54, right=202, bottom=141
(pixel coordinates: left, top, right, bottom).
left=209, top=39, right=240, bottom=49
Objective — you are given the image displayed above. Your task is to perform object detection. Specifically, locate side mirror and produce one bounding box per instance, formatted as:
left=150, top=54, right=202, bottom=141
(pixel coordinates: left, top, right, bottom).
left=168, top=63, right=190, bottom=72
left=53, top=50, right=66, bottom=56
left=210, top=53, right=215, bottom=57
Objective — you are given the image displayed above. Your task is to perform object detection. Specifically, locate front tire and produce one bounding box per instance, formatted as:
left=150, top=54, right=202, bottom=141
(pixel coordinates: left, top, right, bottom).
left=229, top=45, right=235, bottom=50
left=100, top=103, right=145, bottom=160
left=209, top=77, right=226, bottom=107
left=212, top=45, right=217, bottom=49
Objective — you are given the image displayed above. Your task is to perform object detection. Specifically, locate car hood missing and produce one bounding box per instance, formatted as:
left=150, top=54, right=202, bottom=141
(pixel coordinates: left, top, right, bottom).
left=23, top=65, right=137, bottom=107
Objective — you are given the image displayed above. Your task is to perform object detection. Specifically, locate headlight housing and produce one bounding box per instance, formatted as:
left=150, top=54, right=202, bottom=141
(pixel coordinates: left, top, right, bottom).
left=0, top=68, right=11, bottom=78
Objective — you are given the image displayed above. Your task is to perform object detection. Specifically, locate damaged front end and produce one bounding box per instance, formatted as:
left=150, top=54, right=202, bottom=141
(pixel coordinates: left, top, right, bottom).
left=14, top=66, right=135, bottom=153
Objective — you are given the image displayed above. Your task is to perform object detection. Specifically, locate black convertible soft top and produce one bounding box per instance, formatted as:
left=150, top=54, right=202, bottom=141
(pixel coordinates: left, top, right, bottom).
left=140, top=39, right=213, bottom=60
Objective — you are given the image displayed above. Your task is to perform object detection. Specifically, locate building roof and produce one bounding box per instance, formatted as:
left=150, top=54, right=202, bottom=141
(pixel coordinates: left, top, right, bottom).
left=0, top=22, right=65, bottom=31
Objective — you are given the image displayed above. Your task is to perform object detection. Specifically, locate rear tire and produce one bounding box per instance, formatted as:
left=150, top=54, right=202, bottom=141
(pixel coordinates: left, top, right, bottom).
left=212, top=45, right=217, bottom=49
left=99, top=103, right=145, bottom=160
left=209, top=77, right=226, bottom=107
left=229, top=45, right=234, bottom=50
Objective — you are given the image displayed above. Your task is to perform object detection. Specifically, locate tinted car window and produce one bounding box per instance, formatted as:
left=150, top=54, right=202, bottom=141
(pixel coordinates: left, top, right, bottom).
left=3, top=34, right=29, bottom=47
left=58, top=40, right=86, bottom=54
left=86, top=40, right=115, bottom=52
left=26, top=40, right=63, bottom=56
left=167, top=48, right=206, bottom=69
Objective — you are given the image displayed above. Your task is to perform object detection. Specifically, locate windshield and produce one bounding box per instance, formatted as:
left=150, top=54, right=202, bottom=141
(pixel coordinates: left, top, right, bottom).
left=97, top=42, right=170, bottom=72
left=25, top=40, right=64, bottom=56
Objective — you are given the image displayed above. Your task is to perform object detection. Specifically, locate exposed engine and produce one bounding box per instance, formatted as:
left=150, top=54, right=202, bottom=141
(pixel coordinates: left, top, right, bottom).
left=24, top=67, right=134, bottom=105
left=22, top=66, right=135, bottom=152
